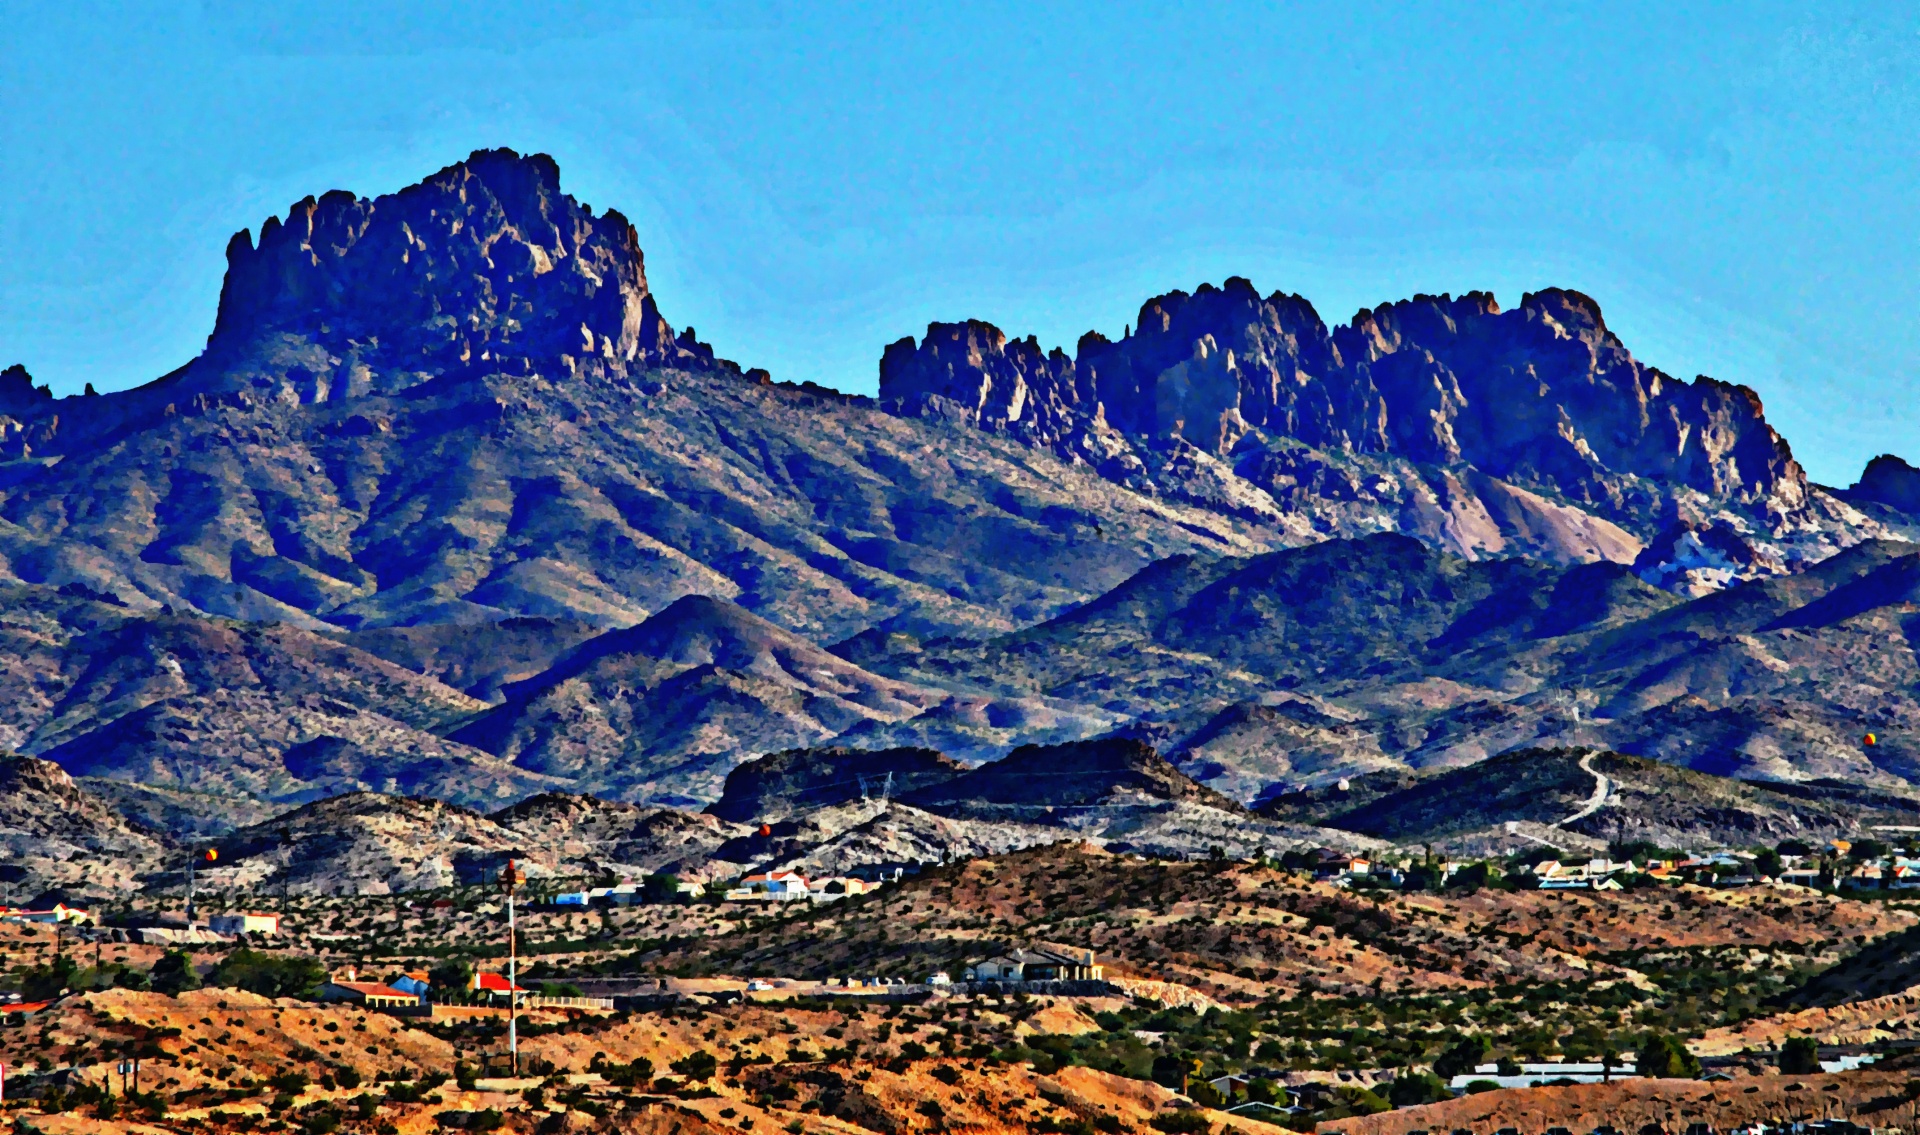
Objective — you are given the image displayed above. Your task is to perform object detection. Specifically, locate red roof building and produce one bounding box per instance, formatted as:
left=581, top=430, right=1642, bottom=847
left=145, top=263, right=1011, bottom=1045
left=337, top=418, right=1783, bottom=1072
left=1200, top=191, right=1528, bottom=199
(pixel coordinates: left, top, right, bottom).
left=472, top=972, right=529, bottom=997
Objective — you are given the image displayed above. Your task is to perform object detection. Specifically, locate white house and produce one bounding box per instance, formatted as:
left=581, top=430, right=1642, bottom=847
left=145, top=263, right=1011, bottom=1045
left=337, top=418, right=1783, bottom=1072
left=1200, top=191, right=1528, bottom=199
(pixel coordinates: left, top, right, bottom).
left=965, top=948, right=1103, bottom=982
left=727, top=871, right=811, bottom=900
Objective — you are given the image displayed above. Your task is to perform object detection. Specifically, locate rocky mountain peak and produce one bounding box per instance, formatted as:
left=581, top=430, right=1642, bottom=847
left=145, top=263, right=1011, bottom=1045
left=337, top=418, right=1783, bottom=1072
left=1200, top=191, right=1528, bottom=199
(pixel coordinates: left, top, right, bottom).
left=0, top=364, right=52, bottom=417
left=881, top=278, right=1823, bottom=569
left=0, top=753, right=79, bottom=797
left=1850, top=455, right=1920, bottom=513
left=202, top=147, right=711, bottom=394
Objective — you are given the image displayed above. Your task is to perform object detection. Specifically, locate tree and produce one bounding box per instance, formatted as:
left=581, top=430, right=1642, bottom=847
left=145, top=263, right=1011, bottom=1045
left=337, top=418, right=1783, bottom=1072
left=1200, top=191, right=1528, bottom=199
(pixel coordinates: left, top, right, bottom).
left=209, top=949, right=324, bottom=999
left=1188, top=1080, right=1227, bottom=1107
left=1387, top=1072, right=1450, bottom=1107
left=1780, top=1036, right=1820, bottom=1075
left=642, top=874, right=683, bottom=903
left=1851, top=839, right=1891, bottom=861
left=428, top=958, right=474, bottom=1000
left=149, top=950, right=202, bottom=995
left=21, top=954, right=80, bottom=1001
left=1151, top=1054, right=1196, bottom=1092
left=1635, top=1033, right=1700, bottom=1079
left=1246, top=1078, right=1289, bottom=1107
left=1433, top=1035, right=1492, bottom=1080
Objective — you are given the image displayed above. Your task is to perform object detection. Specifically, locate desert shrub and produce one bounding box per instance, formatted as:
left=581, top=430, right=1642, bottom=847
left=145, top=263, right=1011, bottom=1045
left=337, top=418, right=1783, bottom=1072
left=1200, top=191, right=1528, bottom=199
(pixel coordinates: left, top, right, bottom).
left=1149, top=1111, right=1213, bottom=1135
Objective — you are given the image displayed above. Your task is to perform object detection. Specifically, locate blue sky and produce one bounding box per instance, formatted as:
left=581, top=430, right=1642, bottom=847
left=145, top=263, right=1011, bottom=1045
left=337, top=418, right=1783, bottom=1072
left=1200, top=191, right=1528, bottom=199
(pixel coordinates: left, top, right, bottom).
left=2, top=2, right=1916, bottom=484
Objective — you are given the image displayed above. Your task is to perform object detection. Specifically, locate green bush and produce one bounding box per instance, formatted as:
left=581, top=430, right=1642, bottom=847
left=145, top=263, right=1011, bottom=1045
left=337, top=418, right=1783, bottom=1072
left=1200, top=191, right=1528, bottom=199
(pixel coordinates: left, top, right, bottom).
left=672, top=1050, right=718, bottom=1081
left=1635, top=1033, right=1701, bottom=1079
left=428, top=959, right=473, bottom=998
left=149, top=950, right=202, bottom=995
left=1464, top=1080, right=1500, bottom=1095
left=21, top=955, right=80, bottom=1001
left=1386, top=1072, right=1450, bottom=1107
left=605, top=1057, right=654, bottom=1086
left=209, top=949, right=325, bottom=999
left=271, top=1070, right=311, bottom=1095
left=1432, top=1035, right=1490, bottom=1080
left=1779, top=1036, right=1820, bottom=1075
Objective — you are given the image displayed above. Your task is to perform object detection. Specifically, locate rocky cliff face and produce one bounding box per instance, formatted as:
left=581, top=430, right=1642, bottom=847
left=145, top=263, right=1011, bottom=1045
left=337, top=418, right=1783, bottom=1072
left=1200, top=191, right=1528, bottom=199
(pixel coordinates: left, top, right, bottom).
left=202, top=148, right=717, bottom=397
left=881, top=279, right=1860, bottom=576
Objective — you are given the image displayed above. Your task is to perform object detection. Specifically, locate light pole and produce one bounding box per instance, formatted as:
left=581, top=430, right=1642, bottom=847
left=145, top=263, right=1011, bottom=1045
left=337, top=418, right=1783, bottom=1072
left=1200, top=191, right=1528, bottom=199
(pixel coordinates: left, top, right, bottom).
left=501, top=858, right=525, bottom=1076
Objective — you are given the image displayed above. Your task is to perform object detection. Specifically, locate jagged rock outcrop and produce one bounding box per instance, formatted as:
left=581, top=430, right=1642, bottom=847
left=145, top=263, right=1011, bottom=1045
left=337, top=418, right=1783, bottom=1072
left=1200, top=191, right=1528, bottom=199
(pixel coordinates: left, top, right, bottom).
left=882, top=279, right=1846, bottom=571
left=1632, top=518, right=1789, bottom=597
left=200, top=147, right=719, bottom=397
left=706, top=745, right=966, bottom=824
left=1848, top=455, right=1920, bottom=514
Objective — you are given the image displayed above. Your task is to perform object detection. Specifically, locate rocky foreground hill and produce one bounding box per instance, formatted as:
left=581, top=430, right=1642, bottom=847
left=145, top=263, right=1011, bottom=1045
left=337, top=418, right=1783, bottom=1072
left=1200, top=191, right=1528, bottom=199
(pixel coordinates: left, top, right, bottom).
left=1, top=148, right=1919, bottom=883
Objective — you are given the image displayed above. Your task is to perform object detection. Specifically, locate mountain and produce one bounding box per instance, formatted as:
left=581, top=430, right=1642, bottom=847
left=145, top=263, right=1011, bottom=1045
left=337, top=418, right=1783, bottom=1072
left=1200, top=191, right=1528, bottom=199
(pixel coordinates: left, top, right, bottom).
left=7, top=605, right=556, bottom=811
left=705, top=745, right=965, bottom=824
left=881, top=285, right=1895, bottom=581
left=341, top=616, right=604, bottom=700
left=447, top=594, right=951, bottom=803
left=0, top=755, right=169, bottom=900
left=851, top=534, right=1920, bottom=801
left=187, top=789, right=743, bottom=896
left=0, top=149, right=1268, bottom=645
left=2, top=148, right=1920, bottom=844
left=899, top=737, right=1243, bottom=817
left=1261, top=747, right=1920, bottom=852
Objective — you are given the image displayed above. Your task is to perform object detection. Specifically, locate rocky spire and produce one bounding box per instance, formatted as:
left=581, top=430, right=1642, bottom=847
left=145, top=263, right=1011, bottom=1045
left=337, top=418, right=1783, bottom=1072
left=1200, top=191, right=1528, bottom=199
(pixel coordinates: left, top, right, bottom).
left=204, top=148, right=701, bottom=386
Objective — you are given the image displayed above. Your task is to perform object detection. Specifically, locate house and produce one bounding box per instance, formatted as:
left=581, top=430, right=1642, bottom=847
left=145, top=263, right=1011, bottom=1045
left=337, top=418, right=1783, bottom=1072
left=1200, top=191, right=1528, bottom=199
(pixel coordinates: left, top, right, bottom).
left=389, top=972, right=431, bottom=1002
left=1309, top=848, right=1369, bottom=878
left=208, top=912, right=280, bottom=936
left=1207, top=1073, right=1250, bottom=1098
left=1779, top=867, right=1822, bottom=887
left=1, top=903, right=95, bottom=926
left=1447, top=1061, right=1637, bottom=1090
left=1226, top=1102, right=1303, bottom=1121
left=1843, top=864, right=1884, bottom=890
left=472, top=971, right=530, bottom=1000
left=965, top=948, right=1104, bottom=982
left=319, top=980, right=419, bottom=1009
left=726, top=871, right=812, bottom=901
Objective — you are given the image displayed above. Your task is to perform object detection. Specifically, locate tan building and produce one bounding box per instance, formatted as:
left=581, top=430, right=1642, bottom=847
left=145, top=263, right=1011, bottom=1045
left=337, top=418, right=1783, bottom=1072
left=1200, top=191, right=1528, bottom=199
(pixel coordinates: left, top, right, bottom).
left=208, top=912, right=281, bottom=936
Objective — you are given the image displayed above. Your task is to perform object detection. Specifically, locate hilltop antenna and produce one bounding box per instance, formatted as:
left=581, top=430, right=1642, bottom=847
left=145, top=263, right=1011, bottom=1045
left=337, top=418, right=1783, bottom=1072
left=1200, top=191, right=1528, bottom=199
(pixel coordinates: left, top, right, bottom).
left=857, top=773, right=870, bottom=801
left=880, top=771, right=892, bottom=804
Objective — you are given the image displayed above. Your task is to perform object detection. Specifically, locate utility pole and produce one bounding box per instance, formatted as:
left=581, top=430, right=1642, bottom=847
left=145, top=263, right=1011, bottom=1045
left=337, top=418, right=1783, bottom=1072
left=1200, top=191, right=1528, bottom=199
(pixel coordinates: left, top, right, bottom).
left=186, top=847, right=216, bottom=924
